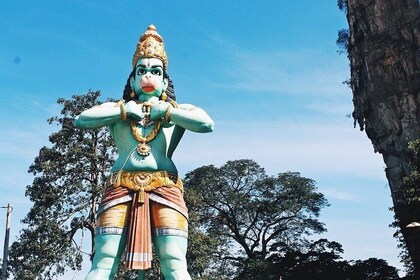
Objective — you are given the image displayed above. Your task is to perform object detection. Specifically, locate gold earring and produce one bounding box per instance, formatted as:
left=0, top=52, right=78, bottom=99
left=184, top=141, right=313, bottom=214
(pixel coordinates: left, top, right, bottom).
left=161, top=91, right=167, bottom=101
left=130, top=90, right=135, bottom=98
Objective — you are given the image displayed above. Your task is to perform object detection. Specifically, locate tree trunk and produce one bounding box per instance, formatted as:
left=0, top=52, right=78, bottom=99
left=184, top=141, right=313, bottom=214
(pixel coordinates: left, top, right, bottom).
left=346, top=0, right=420, bottom=274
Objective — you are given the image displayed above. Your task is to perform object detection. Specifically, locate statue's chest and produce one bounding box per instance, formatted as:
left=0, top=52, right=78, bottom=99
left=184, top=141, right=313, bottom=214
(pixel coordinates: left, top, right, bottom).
left=113, top=120, right=172, bottom=153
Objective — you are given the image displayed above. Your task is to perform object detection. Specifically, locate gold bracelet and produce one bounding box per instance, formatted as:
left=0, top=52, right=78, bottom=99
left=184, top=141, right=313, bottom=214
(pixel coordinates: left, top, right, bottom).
left=120, top=102, right=127, bottom=121
left=164, top=105, right=171, bottom=123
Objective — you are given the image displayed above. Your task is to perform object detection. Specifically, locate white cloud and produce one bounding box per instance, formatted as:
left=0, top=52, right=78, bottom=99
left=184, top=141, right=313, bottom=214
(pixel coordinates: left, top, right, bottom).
left=205, top=35, right=350, bottom=99
left=323, top=189, right=362, bottom=202
left=306, top=101, right=353, bottom=115
left=233, top=52, right=347, bottom=95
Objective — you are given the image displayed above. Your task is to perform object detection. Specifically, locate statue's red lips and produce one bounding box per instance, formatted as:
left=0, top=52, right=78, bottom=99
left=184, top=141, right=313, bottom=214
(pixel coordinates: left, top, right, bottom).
left=142, top=86, right=155, bottom=93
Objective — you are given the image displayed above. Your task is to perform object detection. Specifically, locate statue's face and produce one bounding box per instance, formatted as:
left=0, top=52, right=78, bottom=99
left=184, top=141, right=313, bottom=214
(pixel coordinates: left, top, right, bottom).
left=131, top=57, right=168, bottom=98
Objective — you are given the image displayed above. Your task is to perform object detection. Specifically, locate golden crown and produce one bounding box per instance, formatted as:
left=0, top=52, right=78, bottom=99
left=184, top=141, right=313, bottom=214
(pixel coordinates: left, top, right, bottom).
left=132, top=25, right=168, bottom=69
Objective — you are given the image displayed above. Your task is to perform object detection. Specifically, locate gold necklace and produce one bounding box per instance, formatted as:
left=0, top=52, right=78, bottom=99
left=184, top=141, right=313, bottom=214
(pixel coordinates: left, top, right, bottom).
left=129, top=100, right=177, bottom=157
left=130, top=102, right=163, bottom=157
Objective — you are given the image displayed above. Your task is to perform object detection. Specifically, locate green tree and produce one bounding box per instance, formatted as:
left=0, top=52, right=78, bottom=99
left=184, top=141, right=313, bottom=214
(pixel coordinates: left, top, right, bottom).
left=347, top=258, right=400, bottom=280
left=184, top=159, right=329, bottom=279
left=254, top=238, right=400, bottom=280
left=276, top=239, right=349, bottom=280
left=9, top=91, right=116, bottom=279
left=392, top=139, right=420, bottom=276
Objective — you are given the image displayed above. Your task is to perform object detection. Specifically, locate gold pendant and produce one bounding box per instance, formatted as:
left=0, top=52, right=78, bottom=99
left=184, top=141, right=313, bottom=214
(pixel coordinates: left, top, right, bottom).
left=137, top=143, right=151, bottom=157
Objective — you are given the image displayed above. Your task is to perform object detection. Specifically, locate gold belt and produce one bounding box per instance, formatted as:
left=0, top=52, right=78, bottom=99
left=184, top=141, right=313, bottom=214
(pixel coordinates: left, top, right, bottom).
left=108, top=170, right=183, bottom=203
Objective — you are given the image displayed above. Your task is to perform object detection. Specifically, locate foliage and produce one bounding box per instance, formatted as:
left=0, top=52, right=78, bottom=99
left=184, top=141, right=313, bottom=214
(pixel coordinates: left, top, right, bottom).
left=347, top=258, right=400, bottom=280
left=115, top=254, right=164, bottom=280
left=9, top=91, right=117, bottom=279
left=186, top=208, right=233, bottom=280
left=336, top=0, right=349, bottom=62
left=391, top=139, right=420, bottom=274
left=274, top=240, right=399, bottom=280
left=337, top=29, right=349, bottom=55
left=184, top=159, right=401, bottom=279
left=275, top=239, right=347, bottom=280
left=184, top=159, right=329, bottom=278
left=337, top=0, right=348, bottom=13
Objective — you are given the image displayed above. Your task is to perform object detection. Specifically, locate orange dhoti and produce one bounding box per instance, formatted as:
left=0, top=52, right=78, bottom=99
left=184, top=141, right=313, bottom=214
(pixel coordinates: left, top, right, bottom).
left=95, top=171, right=188, bottom=270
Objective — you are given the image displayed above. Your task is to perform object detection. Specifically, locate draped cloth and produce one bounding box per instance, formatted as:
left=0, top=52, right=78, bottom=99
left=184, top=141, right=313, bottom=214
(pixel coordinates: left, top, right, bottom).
left=98, top=173, right=188, bottom=270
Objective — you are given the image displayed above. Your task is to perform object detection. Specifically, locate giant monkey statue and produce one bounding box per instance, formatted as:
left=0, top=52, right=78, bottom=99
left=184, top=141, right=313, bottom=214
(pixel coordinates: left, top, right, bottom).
left=74, top=25, right=214, bottom=280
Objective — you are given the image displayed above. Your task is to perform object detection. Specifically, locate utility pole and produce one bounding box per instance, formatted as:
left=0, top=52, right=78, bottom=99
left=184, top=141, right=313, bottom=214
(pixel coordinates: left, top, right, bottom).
left=1, top=204, right=12, bottom=280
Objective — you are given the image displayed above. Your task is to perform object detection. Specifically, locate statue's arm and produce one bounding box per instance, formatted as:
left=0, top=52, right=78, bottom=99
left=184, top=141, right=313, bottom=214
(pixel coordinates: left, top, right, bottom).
left=163, top=103, right=214, bottom=133
left=74, top=102, right=122, bottom=129
left=74, top=101, right=145, bottom=129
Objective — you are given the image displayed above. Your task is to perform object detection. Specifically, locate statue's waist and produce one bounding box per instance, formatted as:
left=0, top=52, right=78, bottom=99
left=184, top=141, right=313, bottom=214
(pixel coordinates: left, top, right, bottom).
left=107, top=170, right=183, bottom=192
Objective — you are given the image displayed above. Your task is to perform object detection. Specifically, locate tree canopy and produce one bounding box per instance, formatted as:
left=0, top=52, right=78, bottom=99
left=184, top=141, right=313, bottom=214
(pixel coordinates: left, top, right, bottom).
left=184, top=159, right=401, bottom=279
left=9, top=91, right=116, bottom=279
left=184, top=159, right=329, bottom=279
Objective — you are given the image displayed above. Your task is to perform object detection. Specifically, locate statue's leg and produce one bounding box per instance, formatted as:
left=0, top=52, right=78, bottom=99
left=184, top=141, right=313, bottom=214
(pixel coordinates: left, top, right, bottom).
left=85, top=233, right=126, bottom=280
left=151, top=201, right=190, bottom=280
left=85, top=203, right=130, bottom=280
left=154, top=235, right=191, bottom=280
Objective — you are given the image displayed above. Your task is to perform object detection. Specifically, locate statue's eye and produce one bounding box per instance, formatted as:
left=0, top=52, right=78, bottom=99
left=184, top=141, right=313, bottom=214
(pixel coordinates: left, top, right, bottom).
left=151, top=69, right=162, bottom=76
left=138, top=68, right=146, bottom=75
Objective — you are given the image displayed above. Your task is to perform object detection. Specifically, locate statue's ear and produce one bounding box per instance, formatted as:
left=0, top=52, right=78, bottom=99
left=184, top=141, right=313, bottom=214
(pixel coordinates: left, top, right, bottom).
left=163, top=78, right=168, bottom=91
left=130, top=75, right=135, bottom=88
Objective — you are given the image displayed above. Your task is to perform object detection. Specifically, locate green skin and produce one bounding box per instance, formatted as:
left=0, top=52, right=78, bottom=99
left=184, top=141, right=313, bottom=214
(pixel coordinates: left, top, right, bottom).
left=74, top=57, right=214, bottom=280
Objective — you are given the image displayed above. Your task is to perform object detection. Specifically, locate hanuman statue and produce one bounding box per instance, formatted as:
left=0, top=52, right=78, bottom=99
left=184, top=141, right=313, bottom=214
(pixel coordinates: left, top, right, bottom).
left=74, top=25, right=214, bottom=280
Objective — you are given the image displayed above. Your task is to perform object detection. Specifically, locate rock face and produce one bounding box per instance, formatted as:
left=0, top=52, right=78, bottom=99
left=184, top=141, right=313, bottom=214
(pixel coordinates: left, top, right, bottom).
left=346, top=0, right=420, bottom=273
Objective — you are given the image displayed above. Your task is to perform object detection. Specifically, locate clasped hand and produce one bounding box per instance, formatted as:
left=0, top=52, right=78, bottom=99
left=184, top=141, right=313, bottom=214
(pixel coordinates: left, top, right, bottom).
left=125, top=101, right=169, bottom=121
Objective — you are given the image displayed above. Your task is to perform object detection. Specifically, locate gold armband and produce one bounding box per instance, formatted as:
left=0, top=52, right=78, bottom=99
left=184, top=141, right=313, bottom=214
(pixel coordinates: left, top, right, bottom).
left=165, top=105, right=171, bottom=123
left=115, top=100, right=127, bottom=121
left=164, top=101, right=179, bottom=123
left=169, top=100, right=179, bottom=109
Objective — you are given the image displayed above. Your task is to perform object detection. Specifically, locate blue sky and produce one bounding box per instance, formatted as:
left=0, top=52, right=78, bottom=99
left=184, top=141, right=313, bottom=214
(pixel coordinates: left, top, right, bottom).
left=0, top=0, right=403, bottom=277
